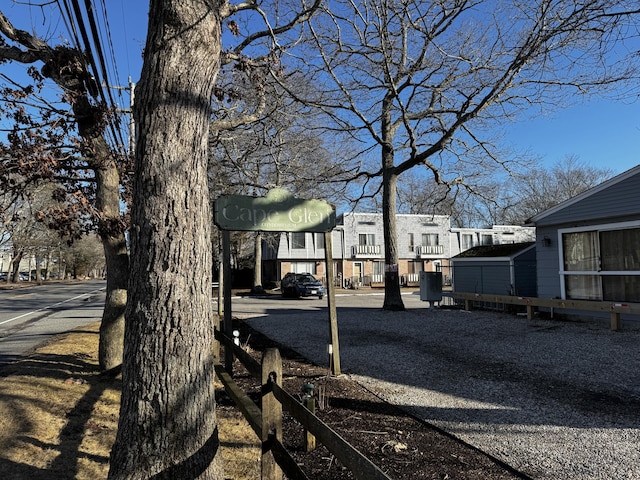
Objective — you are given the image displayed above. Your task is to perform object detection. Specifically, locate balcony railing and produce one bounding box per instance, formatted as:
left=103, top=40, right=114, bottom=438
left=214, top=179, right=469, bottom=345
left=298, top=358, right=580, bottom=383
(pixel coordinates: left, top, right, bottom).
left=415, top=245, right=445, bottom=257
left=351, top=244, right=382, bottom=257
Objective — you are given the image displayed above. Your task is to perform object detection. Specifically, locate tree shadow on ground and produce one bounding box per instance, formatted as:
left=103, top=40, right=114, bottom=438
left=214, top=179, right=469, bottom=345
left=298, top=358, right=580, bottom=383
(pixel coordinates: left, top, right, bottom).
left=0, top=332, right=120, bottom=479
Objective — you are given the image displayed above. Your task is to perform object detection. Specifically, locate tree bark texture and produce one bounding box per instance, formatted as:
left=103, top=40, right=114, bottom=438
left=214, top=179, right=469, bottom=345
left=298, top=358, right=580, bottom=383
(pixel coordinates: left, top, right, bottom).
left=381, top=96, right=405, bottom=311
left=109, top=1, right=224, bottom=479
left=95, top=166, right=128, bottom=371
left=98, top=231, right=128, bottom=371
left=382, top=166, right=405, bottom=311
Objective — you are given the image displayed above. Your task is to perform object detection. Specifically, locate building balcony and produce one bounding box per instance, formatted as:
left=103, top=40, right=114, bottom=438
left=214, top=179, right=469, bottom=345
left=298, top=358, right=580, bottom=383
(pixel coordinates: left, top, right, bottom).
left=351, top=244, right=382, bottom=258
left=415, top=245, right=445, bottom=258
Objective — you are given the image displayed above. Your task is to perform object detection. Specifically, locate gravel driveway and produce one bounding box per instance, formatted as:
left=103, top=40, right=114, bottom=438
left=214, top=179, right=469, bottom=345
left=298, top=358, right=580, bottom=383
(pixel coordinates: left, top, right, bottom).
left=241, top=292, right=640, bottom=479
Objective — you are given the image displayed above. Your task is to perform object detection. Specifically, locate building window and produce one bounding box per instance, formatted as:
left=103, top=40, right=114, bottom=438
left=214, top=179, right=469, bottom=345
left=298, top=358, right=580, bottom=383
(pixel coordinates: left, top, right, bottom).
left=292, top=232, right=306, bottom=249
left=561, top=226, right=640, bottom=302
left=315, top=233, right=325, bottom=250
left=372, top=261, right=385, bottom=283
left=291, top=262, right=316, bottom=274
left=563, top=231, right=599, bottom=272
left=481, top=234, right=493, bottom=245
left=408, top=261, right=423, bottom=274
left=408, top=233, right=414, bottom=251
left=359, top=233, right=375, bottom=245
left=600, top=229, right=640, bottom=271
left=422, top=233, right=439, bottom=246
left=373, top=261, right=385, bottom=276
left=462, top=234, right=473, bottom=250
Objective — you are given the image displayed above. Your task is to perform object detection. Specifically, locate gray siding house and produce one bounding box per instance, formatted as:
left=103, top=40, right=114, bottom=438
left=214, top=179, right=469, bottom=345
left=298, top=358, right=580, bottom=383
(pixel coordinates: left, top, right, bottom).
left=527, top=164, right=640, bottom=303
left=451, top=242, right=537, bottom=297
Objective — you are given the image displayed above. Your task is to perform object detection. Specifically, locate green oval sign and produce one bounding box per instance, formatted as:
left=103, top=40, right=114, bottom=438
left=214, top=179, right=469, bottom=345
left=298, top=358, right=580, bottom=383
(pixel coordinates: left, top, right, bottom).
left=214, top=189, right=336, bottom=232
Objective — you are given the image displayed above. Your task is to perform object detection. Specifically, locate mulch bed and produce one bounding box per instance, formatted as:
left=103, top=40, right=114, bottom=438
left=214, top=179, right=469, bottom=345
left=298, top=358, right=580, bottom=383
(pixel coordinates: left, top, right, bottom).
left=216, top=318, right=528, bottom=480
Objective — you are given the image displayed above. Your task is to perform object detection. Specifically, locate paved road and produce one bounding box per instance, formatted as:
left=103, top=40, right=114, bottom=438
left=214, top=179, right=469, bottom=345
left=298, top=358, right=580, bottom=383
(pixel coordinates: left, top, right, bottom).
left=0, top=280, right=106, bottom=365
left=228, top=287, right=427, bottom=316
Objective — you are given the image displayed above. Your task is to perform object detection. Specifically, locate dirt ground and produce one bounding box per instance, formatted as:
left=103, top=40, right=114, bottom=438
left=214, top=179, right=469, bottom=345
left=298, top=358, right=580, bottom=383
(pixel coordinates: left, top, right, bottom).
left=225, top=318, right=527, bottom=479
left=0, top=289, right=527, bottom=479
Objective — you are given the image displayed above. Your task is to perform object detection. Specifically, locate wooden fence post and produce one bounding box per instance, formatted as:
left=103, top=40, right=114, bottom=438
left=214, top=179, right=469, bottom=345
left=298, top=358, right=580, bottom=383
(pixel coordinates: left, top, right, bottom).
left=324, top=231, right=341, bottom=375
left=302, top=383, right=316, bottom=452
left=610, top=311, right=621, bottom=331
left=262, top=348, right=283, bottom=480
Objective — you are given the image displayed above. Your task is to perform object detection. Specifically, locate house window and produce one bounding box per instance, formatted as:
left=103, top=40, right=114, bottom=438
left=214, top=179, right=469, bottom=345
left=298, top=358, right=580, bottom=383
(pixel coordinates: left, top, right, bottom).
left=422, top=233, right=439, bottom=246
left=373, top=261, right=385, bottom=276
left=315, top=233, right=325, bottom=250
left=373, top=261, right=385, bottom=283
left=561, top=226, right=640, bottom=302
left=359, top=233, right=375, bottom=245
left=600, top=229, right=640, bottom=271
left=292, top=232, right=306, bottom=249
left=481, top=234, right=493, bottom=245
left=291, top=262, right=316, bottom=274
left=563, top=231, right=599, bottom=271
left=408, top=261, right=423, bottom=274
left=565, top=275, right=601, bottom=301
left=462, top=234, right=473, bottom=250
left=408, top=233, right=414, bottom=251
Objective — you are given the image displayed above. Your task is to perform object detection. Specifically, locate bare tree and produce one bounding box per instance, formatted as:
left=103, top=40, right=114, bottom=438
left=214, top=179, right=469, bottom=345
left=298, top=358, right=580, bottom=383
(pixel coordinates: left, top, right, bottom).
left=209, top=64, right=354, bottom=291
left=499, top=155, right=616, bottom=224
left=280, top=0, right=640, bottom=310
left=61, top=234, right=105, bottom=279
left=0, top=10, right=130, bottom=370
left=0, top=183, right=74, bottom=283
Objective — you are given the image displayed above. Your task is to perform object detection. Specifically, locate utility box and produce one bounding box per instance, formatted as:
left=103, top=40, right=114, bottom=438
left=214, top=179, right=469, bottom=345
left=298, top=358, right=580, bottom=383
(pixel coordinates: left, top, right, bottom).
left=420, top=271, right=443, bottom=303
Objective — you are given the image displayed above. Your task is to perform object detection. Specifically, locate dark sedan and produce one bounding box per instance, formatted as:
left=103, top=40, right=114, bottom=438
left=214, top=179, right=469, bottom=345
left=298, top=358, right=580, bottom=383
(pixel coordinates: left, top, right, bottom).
left=281, top=273, right=325, bottom=299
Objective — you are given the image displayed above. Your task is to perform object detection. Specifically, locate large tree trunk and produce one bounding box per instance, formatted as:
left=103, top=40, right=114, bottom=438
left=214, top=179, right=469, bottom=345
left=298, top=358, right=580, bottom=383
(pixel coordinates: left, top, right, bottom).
left=109, top=1, right=224, bottom=478
left=381, top=96, right=405, bottom=311
left=382, top=166, right=405, bottom=311
left=98, top=231, right=128, bottom=371
left=95, top=165, right=128, bottom=371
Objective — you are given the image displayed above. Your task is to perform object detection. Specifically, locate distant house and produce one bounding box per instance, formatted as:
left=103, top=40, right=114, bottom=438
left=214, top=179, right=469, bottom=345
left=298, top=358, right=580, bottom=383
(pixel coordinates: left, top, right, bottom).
left=527, top=164, right=640, bottom=303
left=451, top=242, right=536, bottom=297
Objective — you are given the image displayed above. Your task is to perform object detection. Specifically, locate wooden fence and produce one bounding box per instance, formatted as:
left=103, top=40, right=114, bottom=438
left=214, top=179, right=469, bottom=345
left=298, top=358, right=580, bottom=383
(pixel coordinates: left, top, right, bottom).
left=451, top=292, right=640, bottom=331
left=214, top=329, right=393, bottom=480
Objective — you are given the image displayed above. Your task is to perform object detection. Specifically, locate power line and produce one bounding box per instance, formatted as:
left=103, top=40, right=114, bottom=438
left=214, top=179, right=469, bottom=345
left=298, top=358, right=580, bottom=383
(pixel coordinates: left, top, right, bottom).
left=56, top=0, right=129, bottom=157
left=80, top=0, right=128, bottom=153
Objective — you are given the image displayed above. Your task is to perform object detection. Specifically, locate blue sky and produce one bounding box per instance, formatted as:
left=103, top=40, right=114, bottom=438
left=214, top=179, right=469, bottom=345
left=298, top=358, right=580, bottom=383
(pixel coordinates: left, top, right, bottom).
left=3, top=1, right=639, bottom=176
left=507, top=99, right=640, bottom=174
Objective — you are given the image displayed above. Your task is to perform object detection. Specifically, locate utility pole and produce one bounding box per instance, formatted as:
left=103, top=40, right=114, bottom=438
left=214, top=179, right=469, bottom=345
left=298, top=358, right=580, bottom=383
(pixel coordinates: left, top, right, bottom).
left=128, top=77, right=135, bottom=155
left=103, top=77, right=136, bottom=155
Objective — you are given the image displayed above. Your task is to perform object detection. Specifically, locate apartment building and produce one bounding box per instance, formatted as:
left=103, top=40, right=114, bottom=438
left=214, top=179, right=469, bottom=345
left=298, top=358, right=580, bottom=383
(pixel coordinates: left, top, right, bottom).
left=262, top=212, right=535, bottom=288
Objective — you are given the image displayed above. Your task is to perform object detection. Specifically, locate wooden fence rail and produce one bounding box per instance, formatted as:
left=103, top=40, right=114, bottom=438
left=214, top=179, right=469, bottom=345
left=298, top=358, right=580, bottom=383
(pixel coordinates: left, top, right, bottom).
left=451, top=292, right=640, bottom=331
left=215, top=329, right=393, bottom=480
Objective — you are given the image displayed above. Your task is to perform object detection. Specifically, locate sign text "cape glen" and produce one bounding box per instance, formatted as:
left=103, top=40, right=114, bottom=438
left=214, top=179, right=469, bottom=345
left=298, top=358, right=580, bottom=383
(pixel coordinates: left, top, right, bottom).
left=214, top=189, right=336, bottom=233
left=221, top=204, right=333, bottom=229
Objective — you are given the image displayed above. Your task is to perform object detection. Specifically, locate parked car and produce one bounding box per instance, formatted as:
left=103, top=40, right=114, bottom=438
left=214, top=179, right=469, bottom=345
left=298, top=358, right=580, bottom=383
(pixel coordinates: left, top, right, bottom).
left=281, top=273, right=325, bottom=299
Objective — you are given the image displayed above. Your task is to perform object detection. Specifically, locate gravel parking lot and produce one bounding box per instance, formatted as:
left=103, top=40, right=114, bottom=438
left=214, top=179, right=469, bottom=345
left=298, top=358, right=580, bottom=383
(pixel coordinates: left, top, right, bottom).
left=239, top=292, right=640, bottom=479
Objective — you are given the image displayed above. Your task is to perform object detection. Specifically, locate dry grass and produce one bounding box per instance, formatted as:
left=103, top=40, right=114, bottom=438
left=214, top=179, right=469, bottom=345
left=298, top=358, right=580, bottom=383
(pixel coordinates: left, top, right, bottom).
left=0, top=322, right=260, bottom=479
